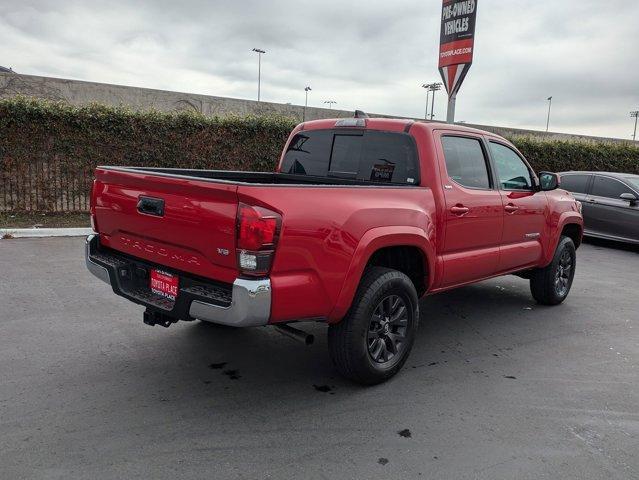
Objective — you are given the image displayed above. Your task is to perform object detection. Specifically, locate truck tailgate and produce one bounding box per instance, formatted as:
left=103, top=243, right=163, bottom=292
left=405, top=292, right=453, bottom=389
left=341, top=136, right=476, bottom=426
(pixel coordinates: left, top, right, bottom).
left=93, top=167, right=239, bottom=283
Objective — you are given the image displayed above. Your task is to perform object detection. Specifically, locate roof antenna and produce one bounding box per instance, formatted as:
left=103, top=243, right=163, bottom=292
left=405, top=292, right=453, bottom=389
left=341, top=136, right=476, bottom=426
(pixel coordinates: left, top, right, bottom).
left=354, top=110, right=369, bottom=119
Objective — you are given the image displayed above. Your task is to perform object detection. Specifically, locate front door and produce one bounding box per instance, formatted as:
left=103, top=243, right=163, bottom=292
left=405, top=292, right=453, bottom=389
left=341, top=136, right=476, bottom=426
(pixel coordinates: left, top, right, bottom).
left=436, top=133, right=504, bottom=288
left=488, top=141, right=548, bottom=272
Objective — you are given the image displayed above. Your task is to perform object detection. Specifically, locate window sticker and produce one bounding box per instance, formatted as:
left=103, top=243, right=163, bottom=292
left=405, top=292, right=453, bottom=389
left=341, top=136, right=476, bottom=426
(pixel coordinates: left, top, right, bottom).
left=370, top=163, right=395, bottom=182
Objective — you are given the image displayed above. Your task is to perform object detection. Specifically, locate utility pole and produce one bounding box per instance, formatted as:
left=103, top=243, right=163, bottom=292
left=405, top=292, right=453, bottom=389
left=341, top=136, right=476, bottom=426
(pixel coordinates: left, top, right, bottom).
left=631, top=111, right=639, bottom=142
left=324, top=100, right=336, bottom=109
left=303, top=86, right=312, bottom=121
left=546, top=96, right=553, bottom=132
left=421, top=84, right=431, bottom=119
left=252, top=48, right=265, bottom=102
left=429, top=83, right=442, bottom=120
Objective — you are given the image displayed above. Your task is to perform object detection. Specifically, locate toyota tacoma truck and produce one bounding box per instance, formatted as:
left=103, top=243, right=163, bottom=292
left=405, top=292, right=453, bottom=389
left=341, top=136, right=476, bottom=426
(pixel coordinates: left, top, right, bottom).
left=86, top=115, right=583, bottom=384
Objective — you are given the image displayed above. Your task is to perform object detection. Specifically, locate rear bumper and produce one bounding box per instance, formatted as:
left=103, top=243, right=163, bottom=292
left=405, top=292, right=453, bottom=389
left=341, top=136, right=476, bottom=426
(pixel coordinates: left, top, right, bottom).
left=85, top=235, right=271, bottom=327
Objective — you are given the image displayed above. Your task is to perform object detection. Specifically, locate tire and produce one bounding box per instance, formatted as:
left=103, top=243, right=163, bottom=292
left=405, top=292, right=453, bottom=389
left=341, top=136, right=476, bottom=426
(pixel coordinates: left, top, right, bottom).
left=530, top=236, right=576, bottom=305
left=328, top=267, right=419, bottom=385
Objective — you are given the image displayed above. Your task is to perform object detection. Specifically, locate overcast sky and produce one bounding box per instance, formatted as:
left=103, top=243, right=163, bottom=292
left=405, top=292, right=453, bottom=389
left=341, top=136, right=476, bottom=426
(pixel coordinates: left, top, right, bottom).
left=1, top=0, right=638, bottom=138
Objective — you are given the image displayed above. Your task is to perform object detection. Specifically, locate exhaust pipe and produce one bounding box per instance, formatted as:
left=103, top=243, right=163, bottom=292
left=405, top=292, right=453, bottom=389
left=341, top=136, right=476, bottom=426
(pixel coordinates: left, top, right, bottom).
left=274, top=324, right=314, bottom=346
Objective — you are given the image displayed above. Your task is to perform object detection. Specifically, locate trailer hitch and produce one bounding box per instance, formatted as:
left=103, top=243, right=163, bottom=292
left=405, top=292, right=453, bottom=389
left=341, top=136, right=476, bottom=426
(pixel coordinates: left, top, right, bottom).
left=143, top=309, right=178, bottom=328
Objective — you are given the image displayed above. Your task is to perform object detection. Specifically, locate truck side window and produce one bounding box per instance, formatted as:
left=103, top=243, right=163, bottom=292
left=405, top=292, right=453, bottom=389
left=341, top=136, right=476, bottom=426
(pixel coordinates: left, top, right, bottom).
left=441, top=136, right=491, bottom=189
left=490, top=142, right=533, bottom=191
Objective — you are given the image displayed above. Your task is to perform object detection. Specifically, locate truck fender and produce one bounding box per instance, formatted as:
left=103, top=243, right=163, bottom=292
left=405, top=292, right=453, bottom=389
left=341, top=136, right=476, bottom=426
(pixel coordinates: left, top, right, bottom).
left=327, top=226, right=435, bottom=323
left=542, top=211, right=584, bottom=266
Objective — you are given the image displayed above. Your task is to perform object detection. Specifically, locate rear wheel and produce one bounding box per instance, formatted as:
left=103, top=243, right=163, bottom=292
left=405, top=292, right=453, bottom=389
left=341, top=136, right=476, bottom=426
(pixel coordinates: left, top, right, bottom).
left=328, top=267, right=419, bottom=385
left=530, top=236, right=576, bottom=305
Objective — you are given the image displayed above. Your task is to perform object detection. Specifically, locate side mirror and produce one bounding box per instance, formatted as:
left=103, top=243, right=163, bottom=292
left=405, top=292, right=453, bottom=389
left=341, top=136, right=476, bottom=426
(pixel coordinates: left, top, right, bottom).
left=539, top=171, right=560, bottom=191
left=620, top=193, right=638, bottom=205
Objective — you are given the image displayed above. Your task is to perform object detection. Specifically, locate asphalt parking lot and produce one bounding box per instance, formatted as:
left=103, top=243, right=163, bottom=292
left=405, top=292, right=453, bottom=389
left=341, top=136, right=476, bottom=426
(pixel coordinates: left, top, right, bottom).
left=1, top=237, right=637, bottom=480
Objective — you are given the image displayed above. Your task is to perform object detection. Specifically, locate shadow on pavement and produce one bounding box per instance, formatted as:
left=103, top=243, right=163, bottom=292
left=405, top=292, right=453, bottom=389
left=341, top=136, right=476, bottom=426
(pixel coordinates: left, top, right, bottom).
left=117, top=277, right=546, bottom=399
left=583, top=236, right=639, bottom=253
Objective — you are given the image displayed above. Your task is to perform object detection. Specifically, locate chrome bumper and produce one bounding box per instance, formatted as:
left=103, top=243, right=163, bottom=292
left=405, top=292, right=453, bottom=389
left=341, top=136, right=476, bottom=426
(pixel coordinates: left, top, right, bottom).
left=85, top=235, right=111, bottom=285
left=85, top=235, right=271, bottom=327
left=189, top=278, right=271, bottom=327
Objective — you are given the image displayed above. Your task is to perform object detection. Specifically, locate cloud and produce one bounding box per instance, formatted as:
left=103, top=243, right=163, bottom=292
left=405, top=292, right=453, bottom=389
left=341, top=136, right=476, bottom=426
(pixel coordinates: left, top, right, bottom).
left=0, top=0, right=637, bottom=138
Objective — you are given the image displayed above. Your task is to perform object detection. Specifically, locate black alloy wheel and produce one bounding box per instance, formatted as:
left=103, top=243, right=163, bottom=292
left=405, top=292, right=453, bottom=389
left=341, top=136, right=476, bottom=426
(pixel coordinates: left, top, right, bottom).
left=367, top=295, right=409, bottom=364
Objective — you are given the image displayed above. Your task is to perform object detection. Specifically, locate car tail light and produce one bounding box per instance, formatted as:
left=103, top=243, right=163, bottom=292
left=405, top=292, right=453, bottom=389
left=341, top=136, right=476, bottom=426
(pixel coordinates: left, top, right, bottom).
left=236, top=203, right=281, bottom=277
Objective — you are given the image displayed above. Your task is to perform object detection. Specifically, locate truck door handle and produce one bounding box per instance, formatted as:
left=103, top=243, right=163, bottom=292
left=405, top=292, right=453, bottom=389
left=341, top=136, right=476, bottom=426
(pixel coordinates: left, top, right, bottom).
left=504, top=204, right=519, bottom=213
left=450, top=205, right=470, bottom=215
left=137, top=196, right=165, bottom=217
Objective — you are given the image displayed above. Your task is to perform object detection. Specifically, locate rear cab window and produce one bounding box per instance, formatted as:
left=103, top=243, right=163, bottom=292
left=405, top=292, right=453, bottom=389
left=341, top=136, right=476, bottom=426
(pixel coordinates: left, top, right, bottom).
left=281, top=129, right=419, bottom=185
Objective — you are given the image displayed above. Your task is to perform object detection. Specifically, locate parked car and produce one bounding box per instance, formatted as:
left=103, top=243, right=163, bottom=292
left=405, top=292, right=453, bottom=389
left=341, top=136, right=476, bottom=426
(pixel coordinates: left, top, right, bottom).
left=559, top=171, right=639, bottom=245
left=86, top=115, right=583, bottom=384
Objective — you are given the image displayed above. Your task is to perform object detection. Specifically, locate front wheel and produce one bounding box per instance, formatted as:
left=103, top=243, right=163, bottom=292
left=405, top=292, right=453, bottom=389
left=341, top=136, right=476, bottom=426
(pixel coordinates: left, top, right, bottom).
left=530, top=236, right=576, bottom=305
left=328, top=267, right=419, bottom=385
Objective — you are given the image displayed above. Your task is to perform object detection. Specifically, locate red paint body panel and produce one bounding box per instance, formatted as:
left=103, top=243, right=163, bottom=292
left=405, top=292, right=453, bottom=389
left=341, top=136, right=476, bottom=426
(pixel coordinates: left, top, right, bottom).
left=237, top=184, right=436, bottom=323
left=93, top=168, right=239, bottom=284
left=92, top=119, right=583, bottom=325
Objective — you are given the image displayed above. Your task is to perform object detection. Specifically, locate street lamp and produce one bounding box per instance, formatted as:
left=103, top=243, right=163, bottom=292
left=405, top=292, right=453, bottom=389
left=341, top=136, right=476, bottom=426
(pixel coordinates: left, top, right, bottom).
left=303, top=86, right=312, bottom=121
left=631, top=111, right=639, bottom=142
left=324, top=100, right=337, bottom=109
left=421, top=84, right=431, bottom=120
left=252, top=48, right=266, bottom=102
left=546, top=96, right=553, bottom=132
left=428, top=82, right=442, bottom=120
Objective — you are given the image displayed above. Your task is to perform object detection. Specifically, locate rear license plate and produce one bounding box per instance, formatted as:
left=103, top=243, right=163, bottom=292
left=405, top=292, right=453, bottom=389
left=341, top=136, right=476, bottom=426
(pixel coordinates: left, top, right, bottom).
left=150, top=269, right=179, bottom=300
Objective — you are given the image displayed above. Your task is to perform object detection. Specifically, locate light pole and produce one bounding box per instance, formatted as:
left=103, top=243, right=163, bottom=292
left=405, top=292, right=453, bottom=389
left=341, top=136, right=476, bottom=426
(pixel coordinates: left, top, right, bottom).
left=303, top=86, right=312, bottom=121
left=546, top=96, right=553, bottom=132
left=324, top=100, right=336, bottom=109
left=252, top=48, right=265, bottom=102
left=631, top=111, right=639, bottom=142
left=421, top=84, right=431, bottom=120
left=429, top=83, right=442, bottom=120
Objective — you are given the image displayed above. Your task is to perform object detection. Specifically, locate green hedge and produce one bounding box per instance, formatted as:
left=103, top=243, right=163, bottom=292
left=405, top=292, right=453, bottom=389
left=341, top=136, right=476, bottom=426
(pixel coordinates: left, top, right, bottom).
left=1, top=96, right=637, bottom=212
left=0, top=96, right=296, bottom=172
left=510, top=137, right=639, bottom=174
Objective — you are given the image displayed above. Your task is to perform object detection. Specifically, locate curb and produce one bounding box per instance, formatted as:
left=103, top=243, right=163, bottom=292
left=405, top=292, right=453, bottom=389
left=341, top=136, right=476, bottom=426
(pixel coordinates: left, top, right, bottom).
left=1, top=227, right=93, bottom=239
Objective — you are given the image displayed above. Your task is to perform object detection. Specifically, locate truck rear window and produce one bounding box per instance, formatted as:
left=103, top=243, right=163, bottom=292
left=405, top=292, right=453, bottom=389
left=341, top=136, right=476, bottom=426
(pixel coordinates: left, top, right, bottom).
left=281, top=130, right=419, bottom=185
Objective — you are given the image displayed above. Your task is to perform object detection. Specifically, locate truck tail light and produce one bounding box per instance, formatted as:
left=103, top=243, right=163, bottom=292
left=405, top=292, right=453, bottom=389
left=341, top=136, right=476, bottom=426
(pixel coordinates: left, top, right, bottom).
left=236, top=203, right=281, bottom=277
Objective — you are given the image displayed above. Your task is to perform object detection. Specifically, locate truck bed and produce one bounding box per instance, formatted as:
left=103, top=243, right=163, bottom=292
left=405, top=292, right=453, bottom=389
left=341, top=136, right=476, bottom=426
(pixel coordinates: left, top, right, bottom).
left=103, top=166, right=418, bottom=187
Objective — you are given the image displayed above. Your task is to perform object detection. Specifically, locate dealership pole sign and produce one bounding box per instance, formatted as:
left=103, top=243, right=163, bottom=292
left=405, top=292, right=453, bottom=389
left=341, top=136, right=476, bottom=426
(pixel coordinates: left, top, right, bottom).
left=438, top=0, right=478, bottom=123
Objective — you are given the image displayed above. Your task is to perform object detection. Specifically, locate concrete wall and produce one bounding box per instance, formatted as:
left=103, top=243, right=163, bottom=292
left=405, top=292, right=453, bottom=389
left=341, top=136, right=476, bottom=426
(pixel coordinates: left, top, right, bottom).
left=1, top=72, right=633, bottom=144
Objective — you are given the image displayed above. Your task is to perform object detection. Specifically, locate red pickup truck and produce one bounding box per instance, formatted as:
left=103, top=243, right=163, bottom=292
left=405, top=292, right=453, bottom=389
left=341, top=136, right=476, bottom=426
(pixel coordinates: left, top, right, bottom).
left=86, top=116, right=583, bottom=384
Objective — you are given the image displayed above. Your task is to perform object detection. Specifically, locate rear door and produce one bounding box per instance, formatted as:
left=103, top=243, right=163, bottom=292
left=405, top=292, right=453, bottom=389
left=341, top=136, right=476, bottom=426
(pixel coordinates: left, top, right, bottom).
left=488, top=140, right=548, bottom=272
left=435, top=132, right=504, bottom=287
left=584, top=175, right=639, bottom=241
